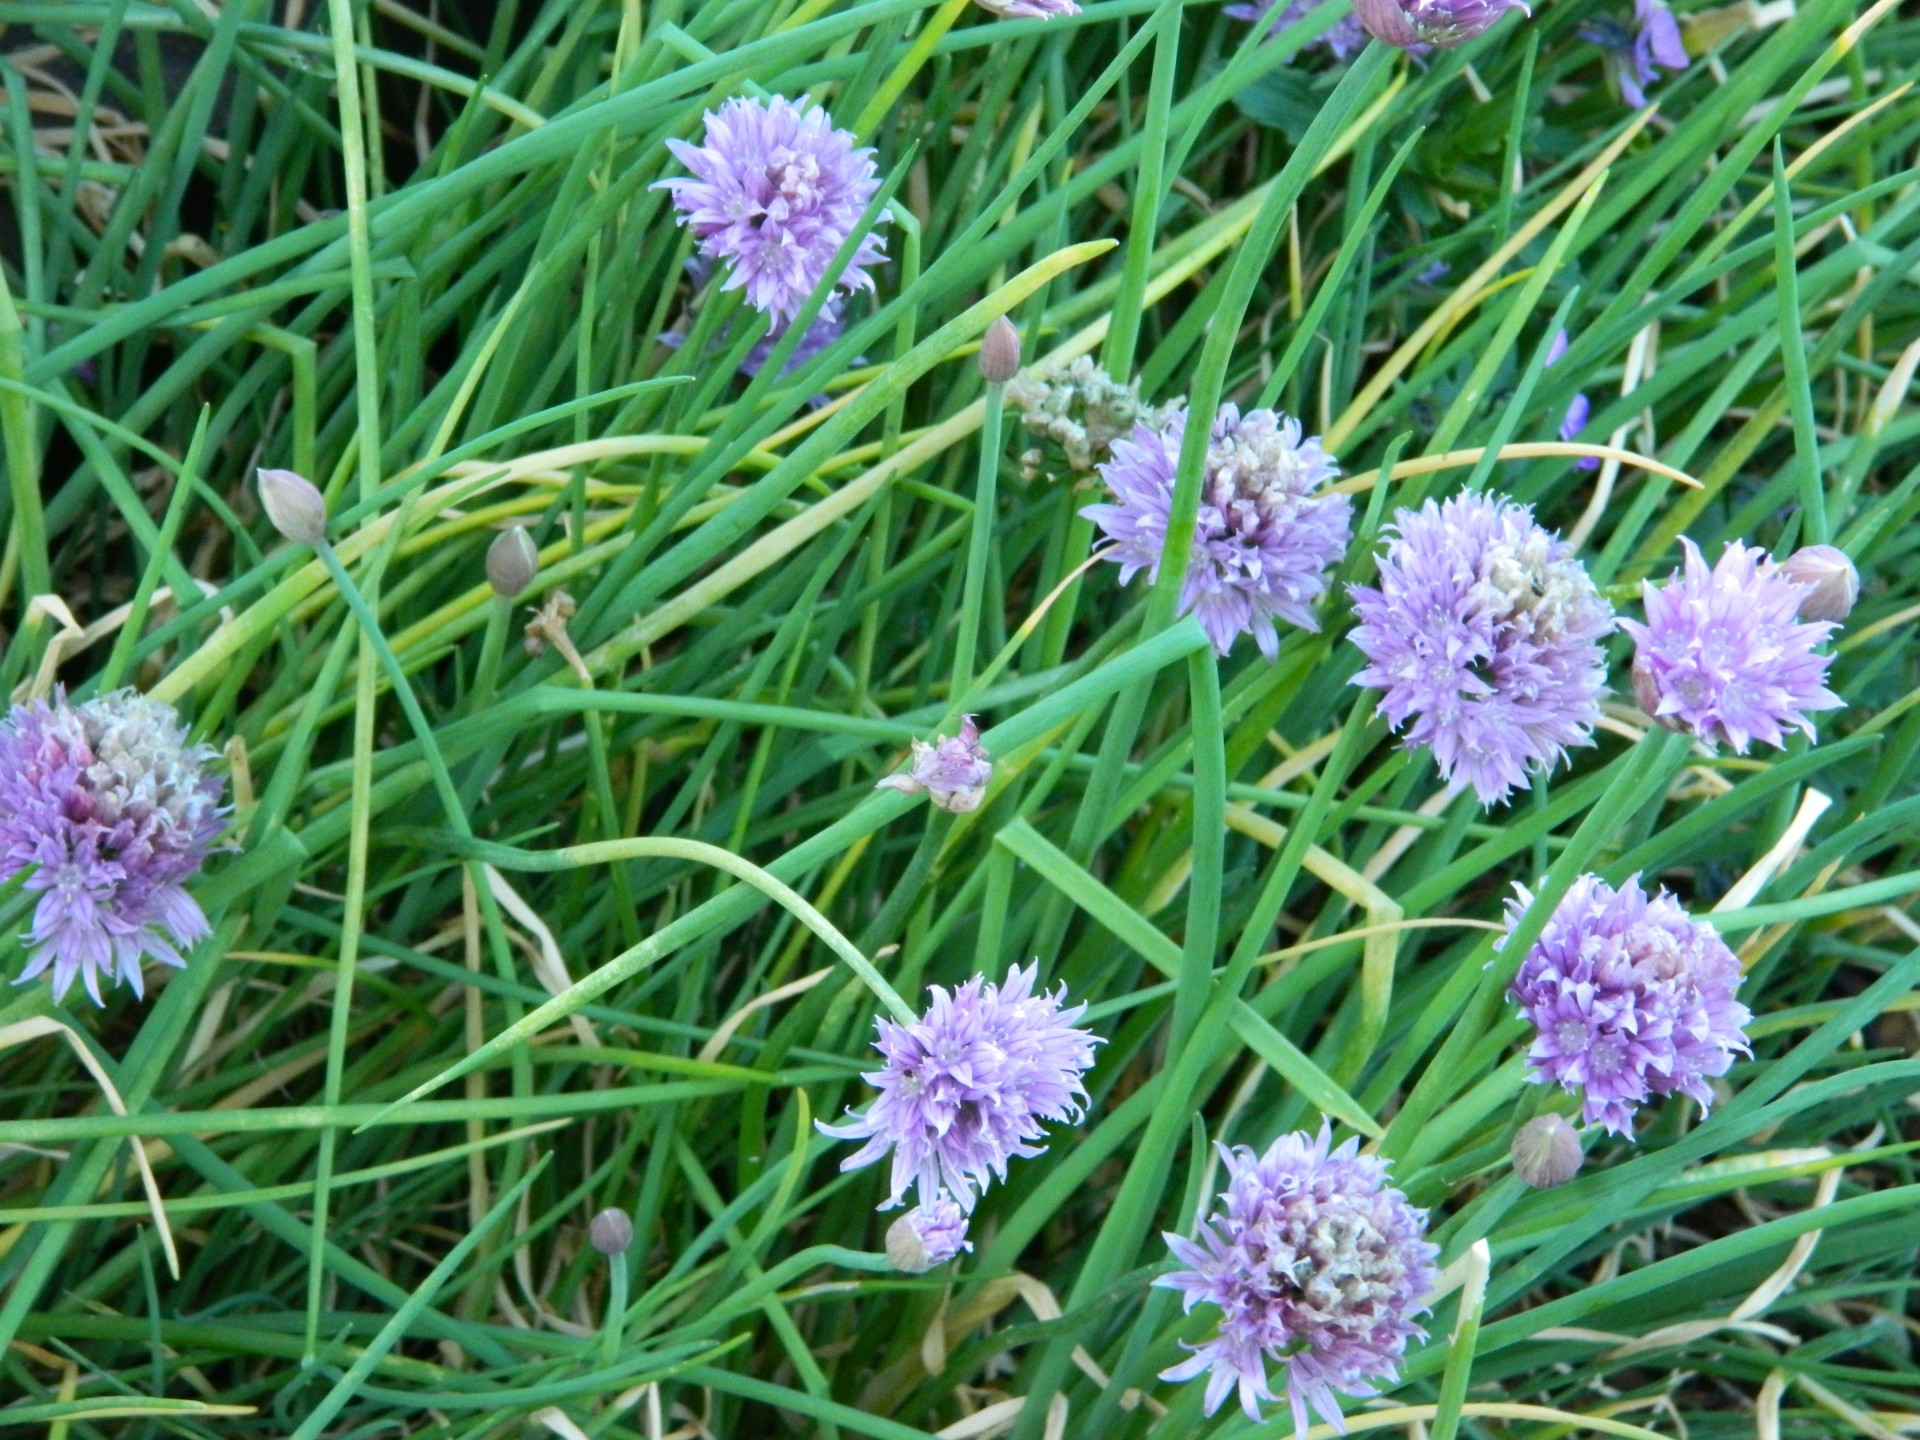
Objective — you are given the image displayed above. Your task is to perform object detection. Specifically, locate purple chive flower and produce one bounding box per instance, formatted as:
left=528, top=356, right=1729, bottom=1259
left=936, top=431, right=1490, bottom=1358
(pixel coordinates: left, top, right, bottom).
left=1621, top=539, right=1844, bottom=752
left=1083, top=405, right=1352, bottom=659
left=1348, top=493, right=1615, bottom=805
left=1226, top=0, right=1370, bottom=59
left=1, top=690, right=225, bottom=1006
left=886, top=1195, right=973, bottom=1272
left=1502, top=873, right=1751, bottom=1137
left=819, top=962, right=1101, bottom=1211
left=874, top=715, right=992, bottom=814
left=1581, top=0, right=1690, bottom=108
left=973, top=0, right=1079, bottom=15
left=1157, top=1123, right=1438, bottom=1434
left=1542, top=329, right=1599, bottom=471
left=655, top=96, right=887, bottom=327
left=1351, top=0, right=1526, bottom=49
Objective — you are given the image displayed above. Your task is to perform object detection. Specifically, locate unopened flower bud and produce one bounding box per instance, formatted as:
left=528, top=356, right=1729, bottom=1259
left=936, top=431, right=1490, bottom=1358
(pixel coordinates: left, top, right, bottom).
left=1779, top=544, right=1858, bottom=623
left=590, top=1208, right=633, bottom=1257
left=257, top=468, right=328, bottom=547
left=979, top=316, right=1023, bottom=386
left=885, top=1197, right=971, bottom=1273
left=487, top=527, right=539, bottom=600
left=1511, top=1114, right=1583, bottom=1189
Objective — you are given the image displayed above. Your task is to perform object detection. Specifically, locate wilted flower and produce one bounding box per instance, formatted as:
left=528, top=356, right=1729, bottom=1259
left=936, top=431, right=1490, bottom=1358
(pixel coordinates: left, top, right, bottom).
left=1006, top=355, right=1179, bottom=478
left=972, top=0, right=1078, bottom=16
left=1225, top=0, right=1370, bottom=59
left=875, top=715, right=992, bottom=814
left=1581, top=0, right=1690, bottom=108
left=886, top=1196, right=972, bottom=1272
left=1, top=691, right=225, bottom=1005
left=1622, top=538, right=1843, bottom=752
left=1348, top=493, right=1614, bottom=806
left=1083, top=404, right=1352, bottom=658
left=257, top=467, right=327, bottom=547
left=1157, top=1123, right=1437, bottom=1434
left=1510, top=1113, right=1583, bottom=1188
left=1502, top=873, right=1751, bottom=1137
left=818, top=962, right=1100, bottom=1211
left=1351, top=0, right=1526, bottom=49
left=655, top=96, right=887, bottom=327
left=1779, top=544, right=1859, bottom=623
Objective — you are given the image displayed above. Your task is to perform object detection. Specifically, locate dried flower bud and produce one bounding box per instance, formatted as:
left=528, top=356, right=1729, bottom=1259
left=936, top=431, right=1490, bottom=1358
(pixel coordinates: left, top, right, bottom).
left=589, top=1208, right=633, bottom=1257
left=257, top=468, right=328, bottom=547
left=1779, top=544, right=1858, bottom=624
left=885, top=1197, right=971, bottom=1272
left=487, top=527, right=539, bottom=600
left=1511, top=1113, right=1583, bottom=1189
left=979, top=316, right=1023, bottom=386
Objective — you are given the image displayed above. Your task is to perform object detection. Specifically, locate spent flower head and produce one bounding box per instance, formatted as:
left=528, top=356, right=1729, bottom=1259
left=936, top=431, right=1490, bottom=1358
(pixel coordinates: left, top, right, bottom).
left=1158, top=1123, right=1437, bottom=1434
left=1348, top=493, right=1614, bottom=805
left=655, top=96, right=886, bottom=327
left=1622, top=538, right=1843, bottom=752
left=1083, top=404, right=1352, bottom=658
left=819, top=962, right=1100, bottom=1210
left=886, top=1196, right=972, bottom=1272
left=1, top=690, right=225, bottom=1005
left=1351, top=0, right=1526, bottom=48
left=1502, top=873, right=1751, bottom=1136
left=875, top=715, right=992, bottom=814
left=1006, top=356, right=1179, bottom=480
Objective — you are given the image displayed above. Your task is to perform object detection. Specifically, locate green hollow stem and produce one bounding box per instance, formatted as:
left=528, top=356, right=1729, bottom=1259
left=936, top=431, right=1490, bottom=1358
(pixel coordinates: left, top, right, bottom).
left=952, top=380, right=1005, bottom=706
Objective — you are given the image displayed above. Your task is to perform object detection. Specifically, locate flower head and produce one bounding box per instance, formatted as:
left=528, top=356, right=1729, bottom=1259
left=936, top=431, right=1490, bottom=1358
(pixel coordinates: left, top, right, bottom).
left=972, top=0, right=1079, bottom=16
left=1581, top=0, right=1689, bottom=108
left=257, top=467, right=327, bottom=546
left=655, top=96, right=886, bottom=327
left=1082, top=404, right=1352, bottom=658
left=1157, top=1124, right=1437, bottom=1435
left=1007, top=356, right=1179, bottom=480
left=1, top=690, right=225, bottom=1005
left=886, top=1196, right=973, bottom=1272
left=875, top=715, right=992, bottom=814
left=1226, top=0, right=1370, bottom=59
left=819, top=963, right=1100, bottom=1210
left=1621, top=538, right=1843, bottom=752
left=1348, top=493, right=1614, bottom=805
left=1502, top=873, right=1751, bottom=1136
left=1351, top=0, right=1526, bottom=49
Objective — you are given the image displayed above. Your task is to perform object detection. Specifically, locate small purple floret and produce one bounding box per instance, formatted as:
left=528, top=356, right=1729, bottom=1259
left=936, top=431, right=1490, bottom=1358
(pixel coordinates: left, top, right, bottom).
left=1082, top=404, right=1352, bottom=659
left=1352, top=0, right=1527, bottom=49
left=819, top=963, right=1100, bottom=1211
left=972, top=0, right=1079, bottom=15
left=1, top=690, right=225, bottom=1005
left=1502, top=873, right=1751, bottom=1136
left=1582, top=0, right=1690, bottom=108
left=1157, top=1123, right=1438, bottom=1436
left=1621, top=538, right=1843, bottom=752
left=655, top=96, right=887, bottom=327
left=1348, top=493, right=1614, bottom=806
left=887, top=1195, right=972, bottom=1272
left=1226, top=0, right=1370, bottom=59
